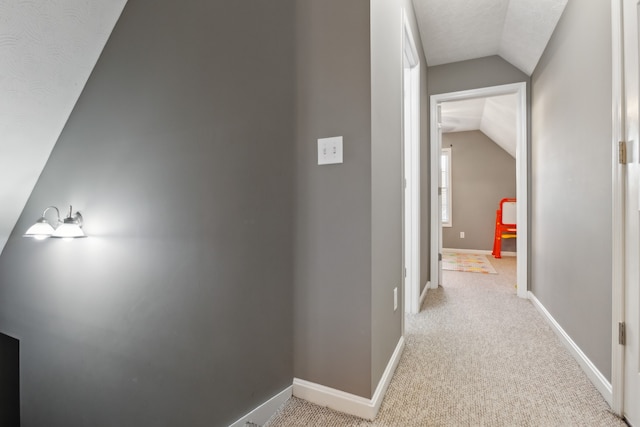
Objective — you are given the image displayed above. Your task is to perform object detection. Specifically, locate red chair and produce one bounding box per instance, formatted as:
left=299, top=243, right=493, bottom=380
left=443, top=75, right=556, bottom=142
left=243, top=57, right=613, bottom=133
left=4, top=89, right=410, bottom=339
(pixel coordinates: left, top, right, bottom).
left=492, top=198, right=516, bottom=259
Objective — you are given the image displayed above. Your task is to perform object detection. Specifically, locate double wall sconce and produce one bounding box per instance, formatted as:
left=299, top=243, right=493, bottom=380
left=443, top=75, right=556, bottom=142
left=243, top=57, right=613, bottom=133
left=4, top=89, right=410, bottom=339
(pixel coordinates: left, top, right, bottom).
left=24, top=206, right=86, bottom=240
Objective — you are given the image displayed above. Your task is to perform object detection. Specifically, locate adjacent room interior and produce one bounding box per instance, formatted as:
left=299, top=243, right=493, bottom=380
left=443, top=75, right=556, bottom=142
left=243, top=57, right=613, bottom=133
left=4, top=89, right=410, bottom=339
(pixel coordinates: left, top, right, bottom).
left=439, top=94, right=518, bottom=288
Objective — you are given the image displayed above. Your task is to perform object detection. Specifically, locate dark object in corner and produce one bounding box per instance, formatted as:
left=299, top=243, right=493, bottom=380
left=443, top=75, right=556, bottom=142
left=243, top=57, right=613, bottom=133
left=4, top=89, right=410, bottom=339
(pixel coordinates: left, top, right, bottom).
left=0, top=332, right=20, bottom=426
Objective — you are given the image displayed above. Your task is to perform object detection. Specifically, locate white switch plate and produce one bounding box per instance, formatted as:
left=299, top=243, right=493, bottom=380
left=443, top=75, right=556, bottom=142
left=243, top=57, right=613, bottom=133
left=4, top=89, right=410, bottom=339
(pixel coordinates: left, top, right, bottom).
left=460, top=231, right=465, bottom=239
left=318, top=136, right=343, bottom=165
left=393, top=287, right=398, bottom=311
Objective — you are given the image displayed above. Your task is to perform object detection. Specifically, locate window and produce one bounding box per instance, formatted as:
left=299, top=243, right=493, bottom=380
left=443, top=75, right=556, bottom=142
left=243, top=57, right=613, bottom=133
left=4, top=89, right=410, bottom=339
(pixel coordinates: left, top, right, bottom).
left=441, top=148, right=452, bottom=227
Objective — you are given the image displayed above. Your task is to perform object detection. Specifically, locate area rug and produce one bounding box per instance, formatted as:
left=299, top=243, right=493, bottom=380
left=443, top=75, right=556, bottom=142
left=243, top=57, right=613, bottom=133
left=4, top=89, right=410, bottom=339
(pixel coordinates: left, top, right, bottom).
left=442, top=251, right=497, bottom=274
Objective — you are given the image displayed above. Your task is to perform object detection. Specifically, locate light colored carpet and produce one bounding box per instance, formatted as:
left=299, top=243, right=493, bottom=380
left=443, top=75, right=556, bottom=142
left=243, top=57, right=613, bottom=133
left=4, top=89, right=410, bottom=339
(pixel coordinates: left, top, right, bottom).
left=442, top=250, right=497, bottom=274
left=266, top=257, right=625, bottom=426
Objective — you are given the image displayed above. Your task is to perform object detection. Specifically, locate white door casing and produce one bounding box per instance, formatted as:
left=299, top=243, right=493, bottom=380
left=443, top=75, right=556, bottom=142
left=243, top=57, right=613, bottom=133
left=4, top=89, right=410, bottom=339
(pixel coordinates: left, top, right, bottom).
left=430, top=83, right=528, bottom=298
left=402, top=11, right=421, bottom=315
left=428, top=102, right=443, bottom=289
left=616, top=0, right=640, bottom=423
left=611, top=0, right=625, bottom=417
left=437, top=105, right=443, bottom=287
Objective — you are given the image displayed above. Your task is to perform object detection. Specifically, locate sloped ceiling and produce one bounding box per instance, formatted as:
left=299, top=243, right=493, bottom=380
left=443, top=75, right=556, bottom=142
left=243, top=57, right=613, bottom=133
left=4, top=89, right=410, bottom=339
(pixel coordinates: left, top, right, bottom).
left=413, top=0, right=568, bottom=75
left=441, top=95, right=517, bottom=157
left=0, top=0, right=127, bottom=253
left=415, top=0, right=567, bottom=158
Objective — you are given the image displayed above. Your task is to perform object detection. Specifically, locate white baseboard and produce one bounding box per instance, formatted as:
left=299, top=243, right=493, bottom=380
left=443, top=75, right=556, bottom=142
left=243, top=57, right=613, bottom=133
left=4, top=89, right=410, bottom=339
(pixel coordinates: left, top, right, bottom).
left=293, top=336, right=405, bottom=420
left=528, top=292, right=613, bottom=406
left=420, top=281, right=430, bottom=307
left=229, top=386, right=292, bottom=427
left=443, top=248, right=517, bottom=257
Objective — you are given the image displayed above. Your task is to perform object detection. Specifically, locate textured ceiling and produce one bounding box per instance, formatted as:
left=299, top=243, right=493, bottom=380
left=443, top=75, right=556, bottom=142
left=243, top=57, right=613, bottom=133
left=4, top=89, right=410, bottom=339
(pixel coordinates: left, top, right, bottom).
left=0, top=0, right=127, bottom=254
left=440, top=98, right=486, bottom=134
left=418, top=0, right=568, bottom=158
left=413, top=0, right=568, bottom=75
left=441, top=95, right=517, bottom=158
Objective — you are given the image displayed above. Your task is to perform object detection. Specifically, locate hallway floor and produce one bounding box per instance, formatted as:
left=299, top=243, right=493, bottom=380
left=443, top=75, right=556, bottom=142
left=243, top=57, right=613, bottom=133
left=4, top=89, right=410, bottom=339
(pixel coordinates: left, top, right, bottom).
left=266, top=256, right=625, bottom=426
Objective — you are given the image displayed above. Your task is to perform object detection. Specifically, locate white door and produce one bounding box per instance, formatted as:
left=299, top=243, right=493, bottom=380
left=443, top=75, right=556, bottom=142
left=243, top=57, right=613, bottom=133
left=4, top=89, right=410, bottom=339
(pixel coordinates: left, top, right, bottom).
left=621, top=0, right=640, bottom=423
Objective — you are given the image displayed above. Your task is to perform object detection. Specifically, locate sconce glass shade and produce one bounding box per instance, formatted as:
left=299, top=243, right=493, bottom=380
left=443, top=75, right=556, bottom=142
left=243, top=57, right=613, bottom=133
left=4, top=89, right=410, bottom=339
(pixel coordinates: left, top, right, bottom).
left=25, top=205, right=86, bottom=240
left=23, top=218, right=55, bottom=240
left=51, top=216, right=86, bottom=239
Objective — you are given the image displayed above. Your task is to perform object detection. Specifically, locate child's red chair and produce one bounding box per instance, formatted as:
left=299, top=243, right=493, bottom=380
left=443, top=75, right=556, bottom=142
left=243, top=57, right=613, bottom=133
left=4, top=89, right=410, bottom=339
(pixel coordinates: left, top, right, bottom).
left=492, top=198, right=516, bottom=259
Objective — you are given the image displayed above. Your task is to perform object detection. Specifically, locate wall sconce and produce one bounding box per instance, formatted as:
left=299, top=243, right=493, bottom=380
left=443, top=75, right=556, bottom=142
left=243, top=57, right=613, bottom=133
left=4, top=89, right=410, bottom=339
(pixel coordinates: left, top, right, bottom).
left=24, top=206, right=86, bottom=240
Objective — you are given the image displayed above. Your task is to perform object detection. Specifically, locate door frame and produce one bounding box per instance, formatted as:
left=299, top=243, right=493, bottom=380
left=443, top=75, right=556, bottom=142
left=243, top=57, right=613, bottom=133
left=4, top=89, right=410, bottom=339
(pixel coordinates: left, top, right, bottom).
left=430, top=82, right=528, bottom=298
left=610, top=0, right=625, bottom=417
left=402, top=10, right=421, bottom=315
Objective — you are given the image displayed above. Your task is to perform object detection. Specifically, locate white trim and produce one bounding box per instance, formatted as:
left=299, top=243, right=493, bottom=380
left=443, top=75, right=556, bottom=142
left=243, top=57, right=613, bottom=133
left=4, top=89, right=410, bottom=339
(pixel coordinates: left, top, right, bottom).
left=293, top=336, right=405, bottom=420
left=610, top=0, right=625, bottom=417
left=528, top=292, right=613, bottom=406
left=402, top=9, right=421, bottom=315
left=228, top=386, right=292, bottom=427
left=514, top=84, right=528, bottom=299
left=443, top=248, right=517, bottom=257
left=419, top=281, right=430, bottom=308
left=431, top=83, right=527, bottom=298
left=430, top=99, right=442, bottom=289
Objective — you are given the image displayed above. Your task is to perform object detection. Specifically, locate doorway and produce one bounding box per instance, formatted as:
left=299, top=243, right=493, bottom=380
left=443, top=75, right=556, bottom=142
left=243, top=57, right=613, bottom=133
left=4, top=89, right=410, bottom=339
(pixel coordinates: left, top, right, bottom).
left=430, top=83, right=528, bottom=298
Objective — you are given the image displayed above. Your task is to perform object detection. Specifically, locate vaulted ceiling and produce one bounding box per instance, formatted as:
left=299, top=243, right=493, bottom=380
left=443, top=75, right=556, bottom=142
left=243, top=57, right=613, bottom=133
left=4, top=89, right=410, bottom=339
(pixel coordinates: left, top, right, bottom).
left=0, top=0, right=127, bottom=253
left=413, top=0, right=568, bottom=75
left=414, top=0, right=568, bottom=157
left=441, top=95, right=518, bottom=157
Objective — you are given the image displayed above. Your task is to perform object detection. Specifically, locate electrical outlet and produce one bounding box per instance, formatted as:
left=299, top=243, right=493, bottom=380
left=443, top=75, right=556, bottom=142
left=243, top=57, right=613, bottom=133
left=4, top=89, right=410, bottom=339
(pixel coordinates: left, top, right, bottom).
left=393, top=287, right=398, bottom=311
left=460, top=231, right=465, bottom=238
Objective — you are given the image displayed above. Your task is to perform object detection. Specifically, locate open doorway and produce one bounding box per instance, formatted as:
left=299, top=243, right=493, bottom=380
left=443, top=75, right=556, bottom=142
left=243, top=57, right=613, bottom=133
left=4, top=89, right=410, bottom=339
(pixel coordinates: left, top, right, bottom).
left=430, top=83, right=528, bottom=299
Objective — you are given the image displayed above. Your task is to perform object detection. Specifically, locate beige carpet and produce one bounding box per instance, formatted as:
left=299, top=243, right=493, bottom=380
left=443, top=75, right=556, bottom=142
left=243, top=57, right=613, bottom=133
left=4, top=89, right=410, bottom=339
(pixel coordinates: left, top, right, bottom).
left=266, top=257, right=626, bottom=426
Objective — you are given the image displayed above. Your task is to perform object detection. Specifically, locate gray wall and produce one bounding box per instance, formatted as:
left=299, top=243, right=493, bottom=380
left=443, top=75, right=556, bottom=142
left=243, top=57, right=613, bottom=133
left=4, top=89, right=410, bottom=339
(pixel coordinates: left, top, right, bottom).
left=0, top=0, right=428, bottom=419
left=371, top=0, right=426, bottom=394
left=0, top=1, right=294, bottom=426
left=442, top=131, right=516, bottom=252
left=371, top=0, right=401, bottom=394
left=294, top=0, right=427, bottom=399
left=531, top=0, right=612, bottom=380
left=293, top=0, right=373, bottom=398
left=428, top=56, right=530, bottom=96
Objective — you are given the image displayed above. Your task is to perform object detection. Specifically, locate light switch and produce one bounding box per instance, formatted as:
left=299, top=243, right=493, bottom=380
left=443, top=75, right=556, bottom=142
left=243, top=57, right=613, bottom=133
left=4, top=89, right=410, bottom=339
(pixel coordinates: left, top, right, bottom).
left=318, top=136, right=343, bottom=165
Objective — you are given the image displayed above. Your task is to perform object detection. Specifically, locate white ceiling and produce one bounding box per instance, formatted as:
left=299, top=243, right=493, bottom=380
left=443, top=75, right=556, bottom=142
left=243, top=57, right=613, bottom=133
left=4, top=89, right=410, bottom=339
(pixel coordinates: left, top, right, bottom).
left=0, top=0, right=126, bottom=253
left=412, top=0, right=568, bottom=75
left=441, top=95, right=518, bottom=157
left=415, top=0, right=568, bottom=158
